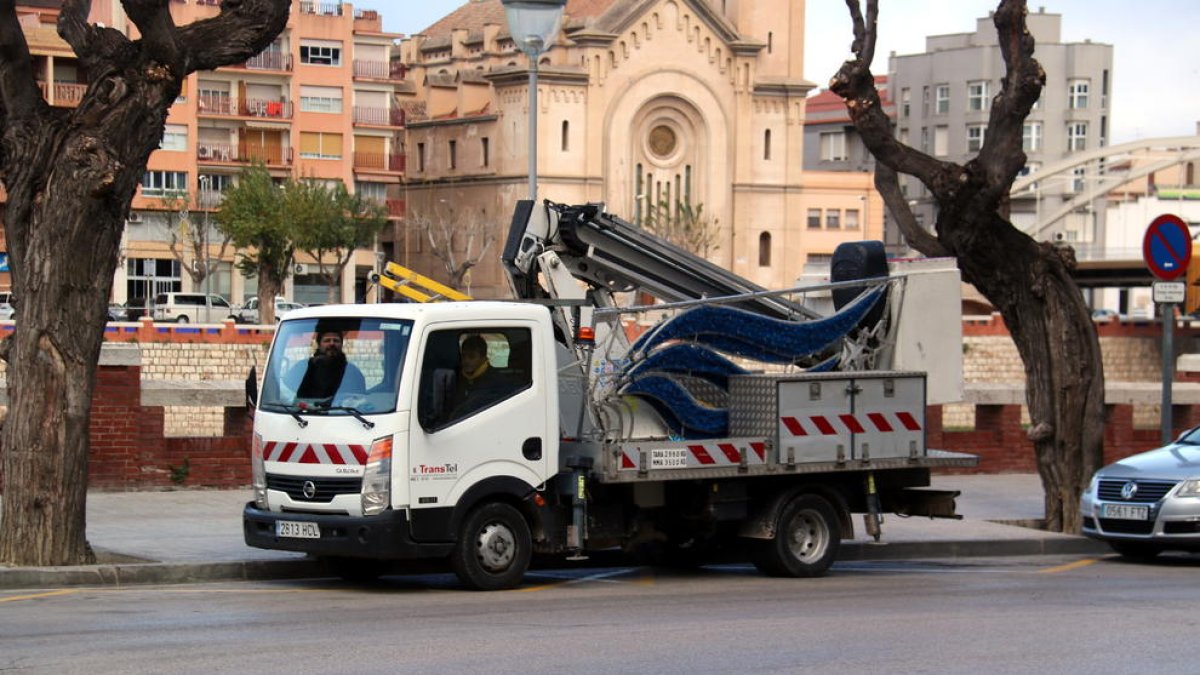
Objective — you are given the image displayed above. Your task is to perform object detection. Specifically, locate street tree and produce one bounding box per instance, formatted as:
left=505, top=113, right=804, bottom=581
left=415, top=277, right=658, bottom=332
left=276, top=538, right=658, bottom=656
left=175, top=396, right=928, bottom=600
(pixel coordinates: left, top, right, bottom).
left=642, top=199, right=720, bottom=258
left=408, top=199, right=499, bottom=293
left=215, top=163, right=292, bottom=324
left=159, top=190, right=231, bottom=293
left=0, top=0, right=290, bottom=566
left=831, top=0, right=1103, bottom=532
left=293, top=182, right=387, bottom=303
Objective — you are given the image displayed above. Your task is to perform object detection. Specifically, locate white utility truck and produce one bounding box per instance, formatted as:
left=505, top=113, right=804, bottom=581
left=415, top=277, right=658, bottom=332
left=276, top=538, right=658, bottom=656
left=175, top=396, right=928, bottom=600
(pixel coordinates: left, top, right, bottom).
left=243, top=200, right=975, bottom=589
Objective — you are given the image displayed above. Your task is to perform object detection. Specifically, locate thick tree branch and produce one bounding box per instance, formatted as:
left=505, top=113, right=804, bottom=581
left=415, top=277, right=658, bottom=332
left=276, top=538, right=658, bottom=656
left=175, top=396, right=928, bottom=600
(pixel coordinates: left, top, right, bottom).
left=976, top=0, right=1045, bottom=203
left=875, top=164, right=947, bottom=257
left=120, top=0, right=182, bottom=67
left=176, top=0, right=291, bottom=73
left=58, top=0, right=131, bottom=72
left=0, top=0, right=46, bottom=125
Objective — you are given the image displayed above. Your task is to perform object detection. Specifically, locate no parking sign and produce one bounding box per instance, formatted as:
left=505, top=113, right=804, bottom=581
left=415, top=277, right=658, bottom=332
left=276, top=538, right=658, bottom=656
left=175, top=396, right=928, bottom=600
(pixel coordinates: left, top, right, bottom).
left=1142, top=213, right=1191, bottom=280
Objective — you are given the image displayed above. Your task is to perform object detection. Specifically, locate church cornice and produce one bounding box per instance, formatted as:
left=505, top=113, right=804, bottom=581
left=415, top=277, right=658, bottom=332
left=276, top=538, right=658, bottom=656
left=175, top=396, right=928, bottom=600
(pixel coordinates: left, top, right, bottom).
left=406, top=114, right=500, bottom=130
left=754, top=78, right=817, bottom=97
left=486, top=65, right=590, bottom=87
left=594, top=0, right=742, bottom=45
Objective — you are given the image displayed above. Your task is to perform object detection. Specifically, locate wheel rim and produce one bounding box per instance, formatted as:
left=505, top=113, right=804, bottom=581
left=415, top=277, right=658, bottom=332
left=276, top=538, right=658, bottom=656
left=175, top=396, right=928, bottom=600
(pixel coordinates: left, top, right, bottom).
left=785, top=508, right=830, bottom=563
left=475, top=521, right=517, bottom=572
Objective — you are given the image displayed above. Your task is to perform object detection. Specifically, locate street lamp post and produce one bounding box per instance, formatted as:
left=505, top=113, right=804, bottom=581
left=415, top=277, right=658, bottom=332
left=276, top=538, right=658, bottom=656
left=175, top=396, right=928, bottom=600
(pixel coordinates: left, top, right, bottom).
left=198, top=175, right=212, bottom=300
left=501, top=0, right=566, bottom=201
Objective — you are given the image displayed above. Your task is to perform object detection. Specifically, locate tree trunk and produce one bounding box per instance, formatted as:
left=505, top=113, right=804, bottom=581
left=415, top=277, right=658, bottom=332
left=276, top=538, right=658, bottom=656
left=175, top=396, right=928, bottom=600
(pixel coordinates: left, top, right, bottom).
left=830, top=0, right=1105, bottom=532
left=258, top=266, right=283, bottom=324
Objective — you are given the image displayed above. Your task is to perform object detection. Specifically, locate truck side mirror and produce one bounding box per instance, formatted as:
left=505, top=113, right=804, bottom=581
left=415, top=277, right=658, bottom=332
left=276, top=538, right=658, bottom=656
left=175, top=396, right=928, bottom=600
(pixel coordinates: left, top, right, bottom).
left=245, top=366, right=258, bottom=409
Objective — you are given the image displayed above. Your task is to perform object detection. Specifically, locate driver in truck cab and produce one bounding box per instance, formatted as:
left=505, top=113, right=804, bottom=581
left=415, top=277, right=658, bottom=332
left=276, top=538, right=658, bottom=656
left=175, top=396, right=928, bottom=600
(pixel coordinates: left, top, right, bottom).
left=295, top=329, right=366, bottom=401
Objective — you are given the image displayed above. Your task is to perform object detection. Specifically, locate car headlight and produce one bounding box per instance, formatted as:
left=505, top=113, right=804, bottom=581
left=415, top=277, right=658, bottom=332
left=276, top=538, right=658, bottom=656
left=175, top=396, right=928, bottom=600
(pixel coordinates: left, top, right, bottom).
left=1087, top=472, right=1101, bottom=496
left=1178, top=479, right=1200, bottom=498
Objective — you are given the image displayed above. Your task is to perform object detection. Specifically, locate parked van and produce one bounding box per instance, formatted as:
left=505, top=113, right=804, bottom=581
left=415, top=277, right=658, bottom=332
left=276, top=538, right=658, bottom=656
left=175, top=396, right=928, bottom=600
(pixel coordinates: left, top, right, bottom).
left=152, top=292, right=233, bottom=323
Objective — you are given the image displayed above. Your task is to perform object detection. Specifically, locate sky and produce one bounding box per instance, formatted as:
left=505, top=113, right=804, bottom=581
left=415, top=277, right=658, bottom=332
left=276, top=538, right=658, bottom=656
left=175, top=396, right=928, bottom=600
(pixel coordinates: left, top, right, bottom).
left=358, top=0, right=1200, bottom=143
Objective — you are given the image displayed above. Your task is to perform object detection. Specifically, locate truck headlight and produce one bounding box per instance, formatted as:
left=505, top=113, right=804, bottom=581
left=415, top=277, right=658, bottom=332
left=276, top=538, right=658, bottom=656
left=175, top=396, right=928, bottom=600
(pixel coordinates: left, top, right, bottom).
left=252, top=433, right=267, bottom=509
left=1178, top=479, right=1200, bottom=498
left=361, top=436, right=393, bottom=516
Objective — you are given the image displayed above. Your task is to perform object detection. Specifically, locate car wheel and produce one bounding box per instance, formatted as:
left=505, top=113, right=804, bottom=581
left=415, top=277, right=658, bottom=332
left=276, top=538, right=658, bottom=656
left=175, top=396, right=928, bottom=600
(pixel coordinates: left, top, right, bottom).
left=752, top=493, right=841, bottom=578
left=450, top=502, right=531, bottom=591
left=175, top=315, right=189, bottom=324
left=1109, top=541, right=1162, bottom=561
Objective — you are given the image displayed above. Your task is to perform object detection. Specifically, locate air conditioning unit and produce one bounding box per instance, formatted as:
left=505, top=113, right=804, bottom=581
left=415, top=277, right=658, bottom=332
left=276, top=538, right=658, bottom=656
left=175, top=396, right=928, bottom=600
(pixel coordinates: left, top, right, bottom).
left=293, top=263, right=308, bottom=275
left=126, top=213, right=143, bottom=224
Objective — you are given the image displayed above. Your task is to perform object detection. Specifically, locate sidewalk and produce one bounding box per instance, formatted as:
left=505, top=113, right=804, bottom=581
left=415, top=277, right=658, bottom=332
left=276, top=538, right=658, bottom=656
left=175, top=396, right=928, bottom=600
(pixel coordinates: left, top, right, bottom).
left=0, top=474, right=1108, bottom=589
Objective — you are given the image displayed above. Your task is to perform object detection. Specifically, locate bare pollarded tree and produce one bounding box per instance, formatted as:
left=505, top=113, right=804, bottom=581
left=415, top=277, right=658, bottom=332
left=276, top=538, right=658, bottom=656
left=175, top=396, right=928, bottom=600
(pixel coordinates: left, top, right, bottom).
left=0, top=0, right=290, bottom=566
left=408, top=196, right=500, bottom=294
left=830, top=0, right=1104, bottom=532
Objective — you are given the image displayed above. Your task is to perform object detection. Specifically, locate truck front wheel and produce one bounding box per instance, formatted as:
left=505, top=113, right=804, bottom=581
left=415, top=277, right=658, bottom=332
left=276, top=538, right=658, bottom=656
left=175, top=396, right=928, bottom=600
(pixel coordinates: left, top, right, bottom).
left=450, top=502, right=532, bottom=591
left=753, top=493, right=840, bottom=578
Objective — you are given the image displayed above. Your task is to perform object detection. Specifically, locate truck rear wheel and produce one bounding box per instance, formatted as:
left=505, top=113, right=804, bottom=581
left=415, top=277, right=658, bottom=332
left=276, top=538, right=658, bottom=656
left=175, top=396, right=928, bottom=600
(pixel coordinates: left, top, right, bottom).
left=753, top=493, right=840, bottom=578
left=450, top=502, right=531, bottom=591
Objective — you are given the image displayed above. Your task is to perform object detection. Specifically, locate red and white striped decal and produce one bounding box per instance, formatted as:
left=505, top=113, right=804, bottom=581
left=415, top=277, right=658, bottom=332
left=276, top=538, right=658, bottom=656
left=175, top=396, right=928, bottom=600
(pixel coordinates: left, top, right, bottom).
left=780, top=411, right=922, bottom=437
left=263, top=441, right=368, bottom=465
left=619, top=441, right=767, bottom=470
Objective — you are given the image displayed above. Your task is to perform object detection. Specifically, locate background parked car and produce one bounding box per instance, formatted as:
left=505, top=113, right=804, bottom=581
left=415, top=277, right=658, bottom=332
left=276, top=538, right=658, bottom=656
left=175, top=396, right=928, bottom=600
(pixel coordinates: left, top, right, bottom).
left=1081, top=428, right=1200, bottom=559
left=0, top=292, right=14, bottom=321
left=123, top=296, right=153, bottom=321
left=232, top=297, right=305, bottom=324
left=1091, top=308, right=1119, bottom=323
left=107, top=302, right=125, bottom=322
left=152, top=292, right=233, bottom=323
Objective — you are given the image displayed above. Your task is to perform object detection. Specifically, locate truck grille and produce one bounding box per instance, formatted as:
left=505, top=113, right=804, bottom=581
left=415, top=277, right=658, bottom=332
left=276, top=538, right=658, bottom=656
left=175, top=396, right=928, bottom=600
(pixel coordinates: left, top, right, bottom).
left=1097, top=479, right=1177, bottom=503
left=267, top=474, right=362, bottom=502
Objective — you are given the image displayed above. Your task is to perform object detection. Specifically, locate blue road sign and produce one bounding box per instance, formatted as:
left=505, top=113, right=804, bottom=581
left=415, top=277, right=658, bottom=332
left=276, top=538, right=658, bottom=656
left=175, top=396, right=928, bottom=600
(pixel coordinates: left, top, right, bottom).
left=1143, top=214, right=1191, bottom=281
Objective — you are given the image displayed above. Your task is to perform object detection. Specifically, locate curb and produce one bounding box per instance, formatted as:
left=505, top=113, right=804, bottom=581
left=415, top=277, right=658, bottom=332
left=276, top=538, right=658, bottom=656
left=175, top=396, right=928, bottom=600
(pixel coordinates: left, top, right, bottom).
left=0, top=536, right=1112, bottom=590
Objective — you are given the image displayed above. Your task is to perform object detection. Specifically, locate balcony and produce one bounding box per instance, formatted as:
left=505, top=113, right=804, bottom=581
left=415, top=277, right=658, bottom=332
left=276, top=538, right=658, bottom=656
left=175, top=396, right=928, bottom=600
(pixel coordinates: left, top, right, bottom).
left=352, top=106, right=404, bottom=127
left=221, top=50, right=293, bottom=72
left=353, top=152, right=405, bottom=173
left=197, top=93, right=234, bottom=116
left=299, top=1, right=344, bottom=16
left=37, top=81, right=87, bottom=107
left=353, top=9, right=383, bottom=32
left=242, top=99, right=292, bottom=119
left=352, top=60, right=405, bottom=81
left=197, top=142, right=293, bottom=166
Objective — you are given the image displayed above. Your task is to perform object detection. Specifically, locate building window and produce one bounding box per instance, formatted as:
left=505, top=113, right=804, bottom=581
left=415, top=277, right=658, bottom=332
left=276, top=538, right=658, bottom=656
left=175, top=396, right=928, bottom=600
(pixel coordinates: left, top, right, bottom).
left=920, top=127, right=929, bottom=153
left=417, top=142, right=425, bottom=172
left=826, top=209, right=840, bottom=229
left=845, top=209, right=860, bottom=230
left=299, top=85, right=343, bottom=113
left=933, top=126, right=948, bottom=157
left=935, top=84, right=950, bottom=114
left=967, top=124, right=986, bottom=152
left=807, top=209, right=821, bottom=229
left=159, top=124, right=187, bottom=152
left=1067, top=122, right=1087, bottom=151
left=967, top=80, right=989, bottom=111
left=1072, top=166, right=1086, bottom=193
left=1069, top=79, right=1089, bottom=109
left=561, top=121, right=570, bottom=152
left=141, top=170, right=188, bottom=197
left=355, top=181, right=387, bottom=204
left=1020, top=122, right=1042, bottom=152
left=299, top=132, right=343, bottom=160
left=299, top=41, right=342, bottom=66
left=482, top=137, right=490, bottom=167
left=900, top=88, right=910, bottom=118
left=819, top=131, right=846, bottom=161
left=448, top=140, right=457, bottom=169
left=764, top=129, right=772, bottom=160
left=758, top=232, right=771, bottom=267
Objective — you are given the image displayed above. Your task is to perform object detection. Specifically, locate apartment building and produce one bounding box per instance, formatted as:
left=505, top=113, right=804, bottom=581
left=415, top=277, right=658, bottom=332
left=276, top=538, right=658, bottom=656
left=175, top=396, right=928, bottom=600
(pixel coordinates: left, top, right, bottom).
left=397, top=0, right=882, bottom=297
left=888, top=8, right=1112, bottom=246
left=4, top=0, right=406, bottom=306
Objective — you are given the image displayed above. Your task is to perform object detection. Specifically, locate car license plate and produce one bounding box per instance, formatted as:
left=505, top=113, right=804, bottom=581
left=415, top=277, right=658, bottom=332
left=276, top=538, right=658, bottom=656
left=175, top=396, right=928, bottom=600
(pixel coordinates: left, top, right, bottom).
left=276, top=520, right=320, bottom=539
left=1101, top=503, right=1149, bottom=521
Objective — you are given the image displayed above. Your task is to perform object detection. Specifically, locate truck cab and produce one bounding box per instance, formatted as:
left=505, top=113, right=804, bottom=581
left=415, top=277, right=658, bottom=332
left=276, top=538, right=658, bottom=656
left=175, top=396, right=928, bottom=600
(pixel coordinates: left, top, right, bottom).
left=243, top=301, right=559, bottom=588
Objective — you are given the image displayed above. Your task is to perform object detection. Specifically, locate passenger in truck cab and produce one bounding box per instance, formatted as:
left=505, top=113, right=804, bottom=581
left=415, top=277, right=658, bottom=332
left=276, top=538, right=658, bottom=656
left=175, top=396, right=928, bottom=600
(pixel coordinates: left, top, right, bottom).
left=295, top=329, right=366, bottom=402
left=446, top=334, right=510, bottom=420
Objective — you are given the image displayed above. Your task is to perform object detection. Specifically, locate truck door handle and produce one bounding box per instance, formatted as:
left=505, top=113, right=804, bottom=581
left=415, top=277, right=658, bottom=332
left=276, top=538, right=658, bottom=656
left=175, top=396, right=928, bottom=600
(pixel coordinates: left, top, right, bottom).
left=522, top=437, right=542, bottom=461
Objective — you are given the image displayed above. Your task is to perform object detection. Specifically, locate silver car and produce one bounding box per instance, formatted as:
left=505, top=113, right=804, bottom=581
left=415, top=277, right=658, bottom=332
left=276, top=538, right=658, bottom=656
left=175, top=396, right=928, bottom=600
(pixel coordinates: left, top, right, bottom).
left=1081, top=429, right=1200, bottom=559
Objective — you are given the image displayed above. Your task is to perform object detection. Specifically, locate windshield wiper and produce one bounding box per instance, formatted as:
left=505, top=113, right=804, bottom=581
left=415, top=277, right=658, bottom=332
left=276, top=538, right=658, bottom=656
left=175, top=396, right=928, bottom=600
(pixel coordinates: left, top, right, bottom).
left=262, top=402, right=309, bottom=428
left=315, top=403, right=376, bottom=430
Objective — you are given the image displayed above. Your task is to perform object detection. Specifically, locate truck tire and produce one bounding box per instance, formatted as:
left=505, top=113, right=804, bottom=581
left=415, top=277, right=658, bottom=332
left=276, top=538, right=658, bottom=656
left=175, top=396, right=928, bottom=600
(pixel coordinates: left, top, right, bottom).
left=450, top=502, right=532, bottom=591
left=753, top=493, right=840, bottom=578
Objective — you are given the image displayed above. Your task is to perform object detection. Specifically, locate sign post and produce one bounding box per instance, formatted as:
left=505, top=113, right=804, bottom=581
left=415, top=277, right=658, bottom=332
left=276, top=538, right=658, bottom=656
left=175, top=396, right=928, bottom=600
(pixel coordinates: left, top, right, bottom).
left=1143, top=213, right=1192, bottom=445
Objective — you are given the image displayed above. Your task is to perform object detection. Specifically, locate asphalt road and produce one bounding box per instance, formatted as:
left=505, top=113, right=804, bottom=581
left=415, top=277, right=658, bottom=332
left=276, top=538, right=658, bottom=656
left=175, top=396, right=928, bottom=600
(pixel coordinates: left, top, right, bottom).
left=2, top=553, right=1198, bottom=674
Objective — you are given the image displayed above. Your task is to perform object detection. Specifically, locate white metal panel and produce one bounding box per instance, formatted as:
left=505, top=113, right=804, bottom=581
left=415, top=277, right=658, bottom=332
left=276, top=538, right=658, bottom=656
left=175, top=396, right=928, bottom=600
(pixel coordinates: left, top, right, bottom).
left=887, top=258, right=964, bottom=405
left=853, top=375, right=926, bottom=459
left=776, top=378, right=851, bottom=462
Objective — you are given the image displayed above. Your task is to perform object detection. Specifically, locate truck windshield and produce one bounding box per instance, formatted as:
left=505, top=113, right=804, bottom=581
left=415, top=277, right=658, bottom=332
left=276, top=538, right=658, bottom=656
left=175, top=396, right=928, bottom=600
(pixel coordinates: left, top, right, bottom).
left=260, top=317, right=413, bottom=415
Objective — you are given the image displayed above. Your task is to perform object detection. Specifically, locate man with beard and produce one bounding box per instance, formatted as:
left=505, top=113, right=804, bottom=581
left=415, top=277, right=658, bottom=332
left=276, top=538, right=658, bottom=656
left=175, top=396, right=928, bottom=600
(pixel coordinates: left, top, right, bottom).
left=296, top=329, right=366, bottom=401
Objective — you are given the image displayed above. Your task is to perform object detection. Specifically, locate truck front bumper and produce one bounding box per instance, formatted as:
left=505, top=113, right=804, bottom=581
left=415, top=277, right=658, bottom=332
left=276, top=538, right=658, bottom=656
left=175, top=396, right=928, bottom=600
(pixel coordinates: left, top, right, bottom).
left=243, top=503, right=454, bottom=560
